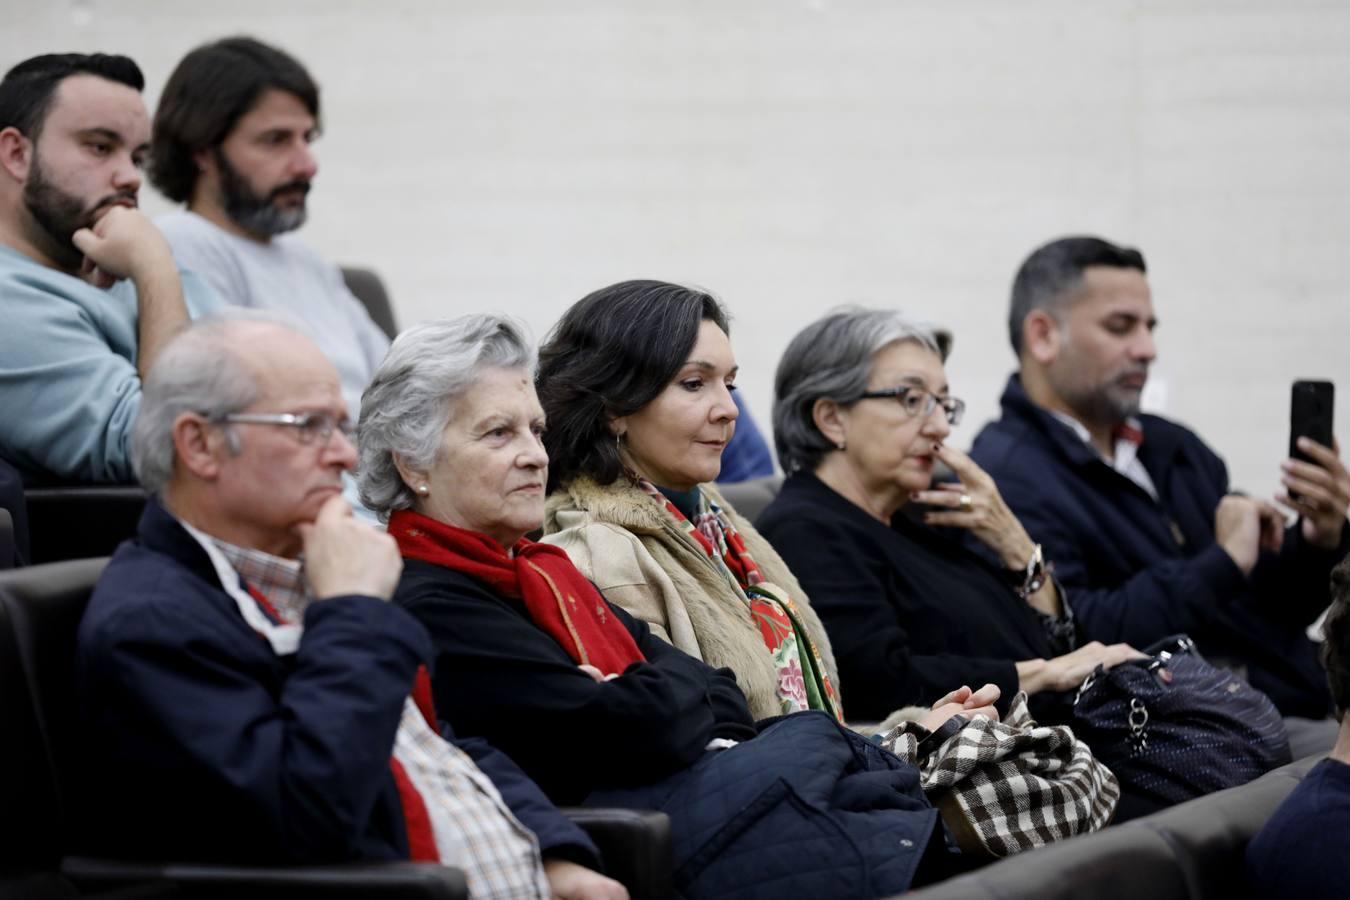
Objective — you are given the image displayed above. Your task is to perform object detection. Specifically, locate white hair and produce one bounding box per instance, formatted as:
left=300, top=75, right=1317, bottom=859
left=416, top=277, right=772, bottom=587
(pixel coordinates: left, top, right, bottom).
left=131, top=309, right=312, bottom=493
left=357, top=314, right=536, bottom=519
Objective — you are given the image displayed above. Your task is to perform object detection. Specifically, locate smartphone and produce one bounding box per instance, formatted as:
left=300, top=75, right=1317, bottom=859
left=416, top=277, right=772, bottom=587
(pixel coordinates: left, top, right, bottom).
left=1290, top=380, right=1335, bottom=469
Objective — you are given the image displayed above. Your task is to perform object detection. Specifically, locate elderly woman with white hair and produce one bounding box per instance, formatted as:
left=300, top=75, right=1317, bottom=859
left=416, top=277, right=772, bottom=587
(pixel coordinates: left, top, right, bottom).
left=357, top=313, right=1002, bottom=899
left=756, top=307, right=1143, bottom=725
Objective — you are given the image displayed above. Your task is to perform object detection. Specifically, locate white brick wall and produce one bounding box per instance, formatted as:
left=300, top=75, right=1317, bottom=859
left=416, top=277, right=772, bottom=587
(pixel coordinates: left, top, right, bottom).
left=6, top=0, right=1347, bottom=498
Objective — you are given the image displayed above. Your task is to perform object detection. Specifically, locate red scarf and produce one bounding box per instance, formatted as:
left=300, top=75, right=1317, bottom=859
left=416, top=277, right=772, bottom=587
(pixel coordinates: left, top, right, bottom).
left=390, top=510, right=645, bottom=676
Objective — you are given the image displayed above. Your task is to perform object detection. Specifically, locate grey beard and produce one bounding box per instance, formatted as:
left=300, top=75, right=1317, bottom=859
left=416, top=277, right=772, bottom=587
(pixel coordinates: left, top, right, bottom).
left=1065, top=382, right=1142, bottom=427
left=215, top=147, right=309, bottom=238
left=225, top=199, right=307, bottom=238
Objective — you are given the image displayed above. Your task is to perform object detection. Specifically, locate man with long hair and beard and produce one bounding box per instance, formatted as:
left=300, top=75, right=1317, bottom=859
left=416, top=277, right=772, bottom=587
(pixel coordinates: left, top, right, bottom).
left=0, top=52, right=219, bottom=483
left=152, top=37, right=391, bottom=423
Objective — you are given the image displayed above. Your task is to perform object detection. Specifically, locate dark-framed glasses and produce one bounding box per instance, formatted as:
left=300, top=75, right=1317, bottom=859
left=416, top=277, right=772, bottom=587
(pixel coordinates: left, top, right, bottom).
left=217, top=411, right=356, bottom=445
left=857, top=386, right=965, bottom=426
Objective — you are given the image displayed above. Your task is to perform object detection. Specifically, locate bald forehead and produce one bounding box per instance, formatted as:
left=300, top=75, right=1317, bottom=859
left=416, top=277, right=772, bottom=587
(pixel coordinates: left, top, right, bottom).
left=217, top=322, right=339, bottom=401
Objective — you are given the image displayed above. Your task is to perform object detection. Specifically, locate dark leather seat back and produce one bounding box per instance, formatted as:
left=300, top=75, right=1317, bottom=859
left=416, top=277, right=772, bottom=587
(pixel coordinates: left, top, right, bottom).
left=0, top=558, right=107, bottom=875
left=341, top=266, right=398, bottom=340
left=0, top=457, right=29, bottom=567
left=23, top=487, right=146, bottom=565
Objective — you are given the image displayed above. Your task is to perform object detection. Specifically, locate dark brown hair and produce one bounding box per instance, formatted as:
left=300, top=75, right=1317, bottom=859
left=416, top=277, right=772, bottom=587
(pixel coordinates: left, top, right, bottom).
left=150, top=36, right=319, bottom=203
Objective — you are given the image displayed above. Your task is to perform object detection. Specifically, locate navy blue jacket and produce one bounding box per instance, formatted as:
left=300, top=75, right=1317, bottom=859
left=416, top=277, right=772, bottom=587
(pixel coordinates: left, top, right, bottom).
left=76, top=498, right=597, bottom=867
left=971, top=375, right=1346, bottom=718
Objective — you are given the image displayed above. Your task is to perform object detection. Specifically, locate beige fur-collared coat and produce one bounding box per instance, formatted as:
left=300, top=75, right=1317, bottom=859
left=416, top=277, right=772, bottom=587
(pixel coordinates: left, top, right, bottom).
left=542, top=475, right=842, bottom=722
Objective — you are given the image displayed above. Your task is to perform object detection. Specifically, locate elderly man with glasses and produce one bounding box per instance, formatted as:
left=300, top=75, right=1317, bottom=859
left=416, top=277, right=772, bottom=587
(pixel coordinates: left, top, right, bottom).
left=75, top=314, right=626, bottom=899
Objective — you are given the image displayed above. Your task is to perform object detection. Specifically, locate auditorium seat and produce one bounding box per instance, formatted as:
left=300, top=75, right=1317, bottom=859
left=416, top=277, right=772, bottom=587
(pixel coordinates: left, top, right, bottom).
left=22, top=485, right=147, bottom=565
left=341, top=266, right=398, bottom=340
left=1, top=457, right=28, bottom=567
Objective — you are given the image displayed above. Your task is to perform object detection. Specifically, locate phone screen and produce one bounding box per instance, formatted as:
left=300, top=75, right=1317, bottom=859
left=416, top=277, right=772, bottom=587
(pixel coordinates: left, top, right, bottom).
left=1290, top=380, right=1335, bottom=465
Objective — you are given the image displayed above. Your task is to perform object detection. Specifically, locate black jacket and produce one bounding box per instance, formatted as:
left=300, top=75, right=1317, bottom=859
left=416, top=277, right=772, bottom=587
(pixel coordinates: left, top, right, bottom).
left=756, top=471, right=1068, bottom=723
left=969, top=374, right=1345, bottom=718
left=395, top=558, right=758, bottom=806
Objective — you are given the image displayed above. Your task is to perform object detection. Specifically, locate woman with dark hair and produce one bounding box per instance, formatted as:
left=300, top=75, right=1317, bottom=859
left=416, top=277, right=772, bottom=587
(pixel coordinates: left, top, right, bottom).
left=358, top=313, right=991, bottom=899
left=537, top=280, right=846, bottom=722
left=755, top=307, right=1142, bottom=724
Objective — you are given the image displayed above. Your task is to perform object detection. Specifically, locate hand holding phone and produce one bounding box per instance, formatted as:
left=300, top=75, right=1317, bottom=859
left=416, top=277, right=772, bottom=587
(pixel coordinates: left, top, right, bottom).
left=1279, top=380, right=1349, bottom=549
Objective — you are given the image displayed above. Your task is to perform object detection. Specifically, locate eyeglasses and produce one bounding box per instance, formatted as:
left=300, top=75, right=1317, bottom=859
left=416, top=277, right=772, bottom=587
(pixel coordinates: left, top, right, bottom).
left=857, top=386, right=965, bottom=426
left=217, top=411, right=356, bottom=446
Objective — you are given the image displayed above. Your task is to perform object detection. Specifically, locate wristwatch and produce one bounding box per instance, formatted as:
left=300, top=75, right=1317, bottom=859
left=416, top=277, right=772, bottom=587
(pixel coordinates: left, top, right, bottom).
left=1004, top=543, right=1047, bottom=599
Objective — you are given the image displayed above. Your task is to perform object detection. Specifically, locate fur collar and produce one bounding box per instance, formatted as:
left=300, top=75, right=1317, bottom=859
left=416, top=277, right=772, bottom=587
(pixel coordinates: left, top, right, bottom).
left=545, top=474, right=735, bottom=536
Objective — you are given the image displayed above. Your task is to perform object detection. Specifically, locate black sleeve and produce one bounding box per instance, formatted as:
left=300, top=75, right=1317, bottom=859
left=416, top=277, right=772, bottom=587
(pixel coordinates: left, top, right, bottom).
left=1250, top=520, right=1350, bottom=626
left=616, top=600, right=757, bottom=740
left=992, top=465, right=1252, bottom=646
left=399, top=573, right=731, bottom=804
left=761, top=518, right=1019, bottom=722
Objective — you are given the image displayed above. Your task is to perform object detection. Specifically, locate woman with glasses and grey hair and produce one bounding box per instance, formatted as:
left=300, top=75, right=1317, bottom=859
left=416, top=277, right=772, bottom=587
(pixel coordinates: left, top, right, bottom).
left=757, top=307, right=1143, bottom=725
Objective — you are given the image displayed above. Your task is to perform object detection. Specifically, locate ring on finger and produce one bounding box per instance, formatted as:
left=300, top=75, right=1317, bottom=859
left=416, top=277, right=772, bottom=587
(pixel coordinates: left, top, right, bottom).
left=958, top=493, right=973, bottom=512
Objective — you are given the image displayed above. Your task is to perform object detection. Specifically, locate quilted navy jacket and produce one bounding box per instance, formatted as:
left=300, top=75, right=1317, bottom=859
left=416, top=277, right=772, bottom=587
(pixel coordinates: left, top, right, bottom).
left=971, top=375, right=1345, bottom=718
left=396, top=559, right=945, bottom=899
left=75, top=498, right=597, bottom=867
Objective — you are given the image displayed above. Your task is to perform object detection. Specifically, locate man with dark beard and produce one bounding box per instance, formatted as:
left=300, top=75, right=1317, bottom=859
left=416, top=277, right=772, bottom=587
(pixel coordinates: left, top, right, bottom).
left=152, top=37, right=390, bottom=422
left=0, top=53, right=219, bottom=483
left=970, top=236, right=1350, bottom=743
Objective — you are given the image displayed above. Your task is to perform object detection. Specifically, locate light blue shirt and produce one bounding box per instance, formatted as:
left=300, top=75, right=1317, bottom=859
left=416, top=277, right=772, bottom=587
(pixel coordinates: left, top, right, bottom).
left=0, top=244, right=221, bottom=483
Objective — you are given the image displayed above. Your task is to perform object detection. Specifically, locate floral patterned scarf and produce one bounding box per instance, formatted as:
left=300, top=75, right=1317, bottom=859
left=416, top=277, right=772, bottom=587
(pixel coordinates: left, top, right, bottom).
left=635, top=478, right=843, bottom=721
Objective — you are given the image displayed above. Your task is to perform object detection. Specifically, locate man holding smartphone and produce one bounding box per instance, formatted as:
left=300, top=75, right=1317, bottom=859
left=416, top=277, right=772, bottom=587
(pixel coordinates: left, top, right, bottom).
left=970, top=236, right=1350, bottom=749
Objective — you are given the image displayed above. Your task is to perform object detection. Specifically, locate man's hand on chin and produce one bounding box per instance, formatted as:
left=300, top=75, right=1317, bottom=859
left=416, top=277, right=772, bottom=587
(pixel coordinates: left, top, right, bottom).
left=298, top=495, right=403, bottom=601
left=71, top=205, right=173, bottom=289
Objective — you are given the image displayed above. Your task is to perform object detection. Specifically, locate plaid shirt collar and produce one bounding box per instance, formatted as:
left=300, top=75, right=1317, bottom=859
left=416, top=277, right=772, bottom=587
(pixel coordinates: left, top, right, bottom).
left=209, top=539, right=311, bottom=624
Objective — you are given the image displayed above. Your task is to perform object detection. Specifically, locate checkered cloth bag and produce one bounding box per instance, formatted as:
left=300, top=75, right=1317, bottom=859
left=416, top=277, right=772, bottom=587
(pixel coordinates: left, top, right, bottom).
left=881, top=692, right=1119, bottom=858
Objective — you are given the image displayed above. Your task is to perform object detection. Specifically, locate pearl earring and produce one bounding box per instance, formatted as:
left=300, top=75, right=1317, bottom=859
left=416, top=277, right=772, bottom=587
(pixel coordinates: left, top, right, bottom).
left=418, top=484, right=430, bottom=495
